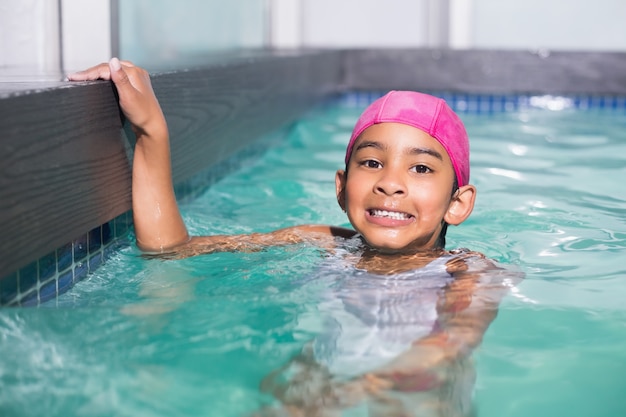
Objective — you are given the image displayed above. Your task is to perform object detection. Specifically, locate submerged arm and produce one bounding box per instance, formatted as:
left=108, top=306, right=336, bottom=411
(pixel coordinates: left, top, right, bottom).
left=365, top=254, right=523, bottom=391
left=144, top=225, right=357, bottom=259
left=417, top=256, right=502, bottom=358
left=259, top=255, right=523, bottom=414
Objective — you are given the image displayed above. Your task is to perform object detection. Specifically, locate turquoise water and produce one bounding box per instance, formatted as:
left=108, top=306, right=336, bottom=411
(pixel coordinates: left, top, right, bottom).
left=1, top=97, right=626, bottom=417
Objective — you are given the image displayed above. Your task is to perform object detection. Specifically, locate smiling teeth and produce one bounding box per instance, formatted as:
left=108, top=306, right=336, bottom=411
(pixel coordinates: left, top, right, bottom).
left=370, top=209, right=411, bottom=220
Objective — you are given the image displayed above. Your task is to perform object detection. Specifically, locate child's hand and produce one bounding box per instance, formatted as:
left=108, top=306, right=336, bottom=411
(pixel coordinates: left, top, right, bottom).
left=364, top=334, right=461, bottom=392
left=68, top=58, right=167, bottom=139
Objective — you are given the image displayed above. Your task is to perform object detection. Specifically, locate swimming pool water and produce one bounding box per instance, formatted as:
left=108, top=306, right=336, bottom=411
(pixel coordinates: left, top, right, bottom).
left=1, top=97, right=625, bottom=417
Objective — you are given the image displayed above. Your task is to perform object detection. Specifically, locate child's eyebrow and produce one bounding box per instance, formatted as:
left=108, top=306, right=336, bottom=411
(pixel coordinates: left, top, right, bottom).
left=354, top=140, right=384, bottom=152
left=354, top=140, right=444, bottom=161
left=407, top=147, right=444, bottom=160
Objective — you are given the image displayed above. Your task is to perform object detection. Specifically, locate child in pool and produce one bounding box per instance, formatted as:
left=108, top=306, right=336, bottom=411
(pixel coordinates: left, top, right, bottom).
left=69, top=58, right=520, bottom=416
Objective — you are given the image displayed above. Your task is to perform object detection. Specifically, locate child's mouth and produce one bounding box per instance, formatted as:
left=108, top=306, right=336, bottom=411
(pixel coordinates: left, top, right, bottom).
left=368, top=209, right=413, bottom=220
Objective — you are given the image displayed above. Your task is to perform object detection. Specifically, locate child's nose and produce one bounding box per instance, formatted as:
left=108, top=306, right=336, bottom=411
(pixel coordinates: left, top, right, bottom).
left=374, top=169, right=407, bottom=196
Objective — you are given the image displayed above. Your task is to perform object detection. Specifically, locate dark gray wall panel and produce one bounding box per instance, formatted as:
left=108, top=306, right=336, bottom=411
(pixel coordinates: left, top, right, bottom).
left=344, top=49, right=626, bottom=94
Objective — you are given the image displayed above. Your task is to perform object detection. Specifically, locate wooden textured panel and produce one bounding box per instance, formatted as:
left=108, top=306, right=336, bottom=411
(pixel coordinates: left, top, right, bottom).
left=0, top=83, right=132, bottom=278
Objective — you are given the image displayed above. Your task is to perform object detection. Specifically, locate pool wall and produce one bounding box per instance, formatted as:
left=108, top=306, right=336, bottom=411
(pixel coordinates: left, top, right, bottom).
left=344, top=49, right=626, bottom=94
left=1, top=49, right=625, bottom=306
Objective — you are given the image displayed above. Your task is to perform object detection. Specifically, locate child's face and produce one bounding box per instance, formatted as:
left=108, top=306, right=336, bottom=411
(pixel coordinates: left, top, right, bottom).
left=336, top=122, right=461, bottom=253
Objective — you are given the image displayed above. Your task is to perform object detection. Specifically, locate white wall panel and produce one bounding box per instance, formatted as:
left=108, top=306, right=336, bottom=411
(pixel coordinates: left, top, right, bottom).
left=61, top=0, right=112, bottom=72
left=472, top=0, right=626, bottom=51
left=300, top=0, right=430, bottom=48
left=0, top=0, right=60, bottom=76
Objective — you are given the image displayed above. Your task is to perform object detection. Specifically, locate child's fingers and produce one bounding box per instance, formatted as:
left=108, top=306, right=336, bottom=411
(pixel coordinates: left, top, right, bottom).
left=66, top=58, right=136, bottom=81
left=70, top=58, right=161, bottom=134
left=105, top=57, right=165, bottom=133
left=108, top=57, right=141, bottom=103
left=66, top=63, right=111, bottom=81
left=108, top=57, right=128, bottom=86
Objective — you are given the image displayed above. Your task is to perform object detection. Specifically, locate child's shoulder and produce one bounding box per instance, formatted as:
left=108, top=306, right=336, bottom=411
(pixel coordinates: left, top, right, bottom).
left=445, top=248, right=490, bottom=270
left=445, top=248, right=525, bottom=286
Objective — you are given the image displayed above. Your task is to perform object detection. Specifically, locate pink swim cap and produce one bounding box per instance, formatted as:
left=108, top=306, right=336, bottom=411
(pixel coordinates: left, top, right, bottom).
left=345, top=91, right=470, bottom=187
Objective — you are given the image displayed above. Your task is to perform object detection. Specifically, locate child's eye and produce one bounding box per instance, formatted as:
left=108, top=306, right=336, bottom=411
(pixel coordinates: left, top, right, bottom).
left=411, top=164, right=432, bottom=174
left=361, top=159, right=382, bottom=169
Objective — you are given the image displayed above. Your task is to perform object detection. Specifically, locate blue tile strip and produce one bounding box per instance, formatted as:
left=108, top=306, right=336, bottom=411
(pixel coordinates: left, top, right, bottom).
left=0, top=211, right=132, bottom=307
left=2, top=92, right=624, bottom=307
left=339, top=91, right=626, bottom=113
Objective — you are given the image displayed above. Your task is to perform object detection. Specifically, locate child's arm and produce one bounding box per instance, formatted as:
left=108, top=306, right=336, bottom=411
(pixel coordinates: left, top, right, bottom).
left=362, top=254, right=523, bottom=392
left=69, top=58, right=189, bottom=252
left=143, top=225, right=357, bottom=259
left=70, top=61, right=356, bottom=255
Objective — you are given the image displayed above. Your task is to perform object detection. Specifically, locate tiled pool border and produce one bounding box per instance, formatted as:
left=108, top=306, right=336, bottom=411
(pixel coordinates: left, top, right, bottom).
left=2, top=90, right=625, bottom=307
left=341, top=91, right=626, bottom=113
left=0, top=212, right=133, bottom=307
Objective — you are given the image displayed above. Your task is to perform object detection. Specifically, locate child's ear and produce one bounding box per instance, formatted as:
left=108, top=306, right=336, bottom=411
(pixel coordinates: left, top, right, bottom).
left=444, top=184, right=476, bottom=226
left=335, top=169, right=347, bottom=211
